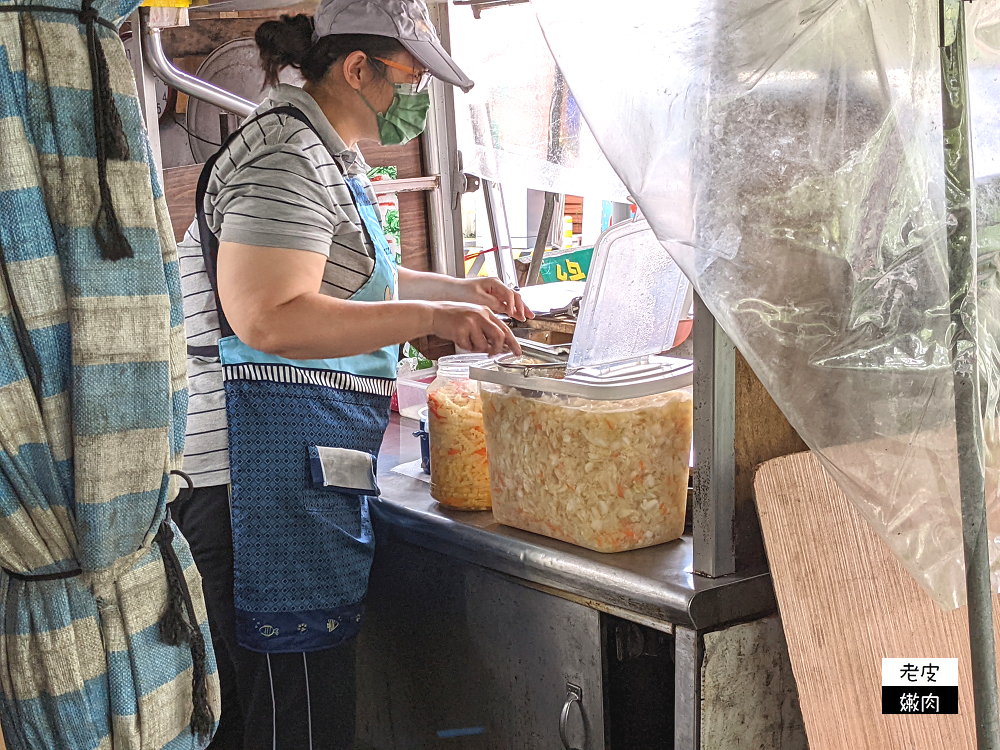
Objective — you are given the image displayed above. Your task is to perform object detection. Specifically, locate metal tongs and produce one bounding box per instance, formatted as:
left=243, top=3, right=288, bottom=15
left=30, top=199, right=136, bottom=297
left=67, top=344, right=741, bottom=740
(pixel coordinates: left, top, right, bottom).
left=545, top=296, right=582, bottom=321
left=513, top=338, right=570, bottom=362
left=497, top=338, right=571, bottom=378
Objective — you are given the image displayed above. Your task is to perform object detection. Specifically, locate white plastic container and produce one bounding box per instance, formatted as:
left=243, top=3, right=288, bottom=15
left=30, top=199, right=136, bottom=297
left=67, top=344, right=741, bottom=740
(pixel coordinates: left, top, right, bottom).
left=471, top=218, right=695, bottom=552
left=396, top=373, right=436, bottom=420
left=396, top=370, right=436, bottom=419
left=476, top=360, right=692, bottom=552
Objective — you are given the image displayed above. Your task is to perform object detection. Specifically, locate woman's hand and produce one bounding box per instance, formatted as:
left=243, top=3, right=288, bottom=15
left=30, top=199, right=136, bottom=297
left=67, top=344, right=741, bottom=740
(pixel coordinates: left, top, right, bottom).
left=431, top=302, right=522, bottom=357
left=451, top=277, right=534, bottom=322
left=396, top=268, right=534, bottom=323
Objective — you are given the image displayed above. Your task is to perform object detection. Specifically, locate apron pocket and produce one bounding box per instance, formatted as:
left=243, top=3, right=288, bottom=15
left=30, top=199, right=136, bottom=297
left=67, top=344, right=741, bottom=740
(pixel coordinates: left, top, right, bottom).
left=308, top=445, right=379, bottom=495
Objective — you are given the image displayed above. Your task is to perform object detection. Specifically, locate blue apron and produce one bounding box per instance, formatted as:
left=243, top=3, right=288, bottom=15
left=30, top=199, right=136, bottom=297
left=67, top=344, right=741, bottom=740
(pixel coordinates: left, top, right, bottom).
left=196, top=106, right=398, bottom=653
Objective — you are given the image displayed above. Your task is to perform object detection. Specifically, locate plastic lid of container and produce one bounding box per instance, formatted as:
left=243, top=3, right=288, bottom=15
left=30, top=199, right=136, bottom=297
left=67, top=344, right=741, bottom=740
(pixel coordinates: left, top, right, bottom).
left=437, top=353, right=490, bottom=379
left=568, top=218, right=691, bottom=370
left=470, top=355, right=693, bottom=401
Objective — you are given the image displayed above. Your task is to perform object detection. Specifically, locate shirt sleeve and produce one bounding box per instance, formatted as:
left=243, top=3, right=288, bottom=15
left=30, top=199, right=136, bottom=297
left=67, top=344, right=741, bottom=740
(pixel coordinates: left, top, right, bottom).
left=214, top=144, right=346, bottom=256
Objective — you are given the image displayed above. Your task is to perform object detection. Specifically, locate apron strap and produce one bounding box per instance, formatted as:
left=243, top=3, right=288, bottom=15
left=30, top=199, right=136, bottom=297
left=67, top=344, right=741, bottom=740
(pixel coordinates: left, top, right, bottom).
left=194, top=105, right=345, bottom=349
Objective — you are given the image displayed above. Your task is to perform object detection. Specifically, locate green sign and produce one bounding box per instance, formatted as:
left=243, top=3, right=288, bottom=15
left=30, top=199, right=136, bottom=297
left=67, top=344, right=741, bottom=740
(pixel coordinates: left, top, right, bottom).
left=530, top=246, right=594, bottom=284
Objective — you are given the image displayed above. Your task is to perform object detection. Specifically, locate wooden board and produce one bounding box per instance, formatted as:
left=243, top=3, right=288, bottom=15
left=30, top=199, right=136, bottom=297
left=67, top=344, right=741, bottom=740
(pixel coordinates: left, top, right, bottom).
left=163, top=164, right=203, bottom=244
left=162, top=20, right=262, bottom=58
left=754, top=451, right=1000, bottom=750
left=188, top=1, right=318, bottom=21
left=734, top=351, right=807, bottom=569
left=358, top=137, right=432, bottom=272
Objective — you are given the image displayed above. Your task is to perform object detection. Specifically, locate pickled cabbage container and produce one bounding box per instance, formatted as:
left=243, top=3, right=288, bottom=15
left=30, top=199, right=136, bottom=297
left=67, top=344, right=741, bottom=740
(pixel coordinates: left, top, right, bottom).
left=475, top=358, right=693, bottom=552
left=427, top=354, right=492, bottom=510
left=472, top=217, right=695, bottom=552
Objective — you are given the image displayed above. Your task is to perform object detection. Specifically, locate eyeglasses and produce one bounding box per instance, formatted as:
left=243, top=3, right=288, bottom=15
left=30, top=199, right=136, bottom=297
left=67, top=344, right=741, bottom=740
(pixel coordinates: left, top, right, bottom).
left=373, top=57, right=433, bottom=92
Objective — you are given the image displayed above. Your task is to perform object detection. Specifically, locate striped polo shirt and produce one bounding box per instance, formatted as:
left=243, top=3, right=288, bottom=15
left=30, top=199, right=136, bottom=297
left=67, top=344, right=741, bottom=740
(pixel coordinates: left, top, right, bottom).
left=179, top=84, right=384, bottom=488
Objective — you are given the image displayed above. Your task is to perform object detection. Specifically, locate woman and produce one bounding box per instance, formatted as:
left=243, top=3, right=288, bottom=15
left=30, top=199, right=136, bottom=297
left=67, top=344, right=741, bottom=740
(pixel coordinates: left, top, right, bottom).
left=170, top=1, right=530, bottom=747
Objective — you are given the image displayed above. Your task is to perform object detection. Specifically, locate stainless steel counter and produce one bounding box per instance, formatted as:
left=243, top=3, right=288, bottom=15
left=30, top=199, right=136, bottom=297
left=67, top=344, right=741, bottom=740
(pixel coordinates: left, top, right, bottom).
left=374, top=415, right=776, bottom=631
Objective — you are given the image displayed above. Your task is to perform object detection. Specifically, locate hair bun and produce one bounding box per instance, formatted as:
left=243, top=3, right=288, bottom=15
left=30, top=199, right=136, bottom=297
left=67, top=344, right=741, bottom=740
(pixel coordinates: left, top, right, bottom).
left=256, top=14, right=315, bottom=87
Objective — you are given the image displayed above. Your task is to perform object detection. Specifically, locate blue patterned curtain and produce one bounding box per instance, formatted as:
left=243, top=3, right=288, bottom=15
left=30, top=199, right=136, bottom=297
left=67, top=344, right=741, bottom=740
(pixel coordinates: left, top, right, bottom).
left=0, top=1, right=219, bottom=747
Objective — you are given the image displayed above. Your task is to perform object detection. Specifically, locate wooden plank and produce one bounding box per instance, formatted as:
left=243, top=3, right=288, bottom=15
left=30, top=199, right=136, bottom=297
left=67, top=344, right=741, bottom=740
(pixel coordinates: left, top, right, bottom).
left=754, top=451, right=1000, bottom=750
left=358, top=138, right=423, bottom=179
left=398, top=192, right=430, bottom=272
left=358, top=137, right=431, bottom=272
left=163, top=164, right=203, bottom=244
left=408, top=335, right=455, bottom=361
left=162, top=20, right=263, bottom=58
left=734, top=351, right=807, bottom=569
left=188, top=1, right=318, bottom=21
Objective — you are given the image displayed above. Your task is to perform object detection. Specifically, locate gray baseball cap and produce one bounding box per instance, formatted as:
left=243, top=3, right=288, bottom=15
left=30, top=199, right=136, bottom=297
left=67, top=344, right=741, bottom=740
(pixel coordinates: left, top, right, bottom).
left=313, top=0, right=474, bottom=92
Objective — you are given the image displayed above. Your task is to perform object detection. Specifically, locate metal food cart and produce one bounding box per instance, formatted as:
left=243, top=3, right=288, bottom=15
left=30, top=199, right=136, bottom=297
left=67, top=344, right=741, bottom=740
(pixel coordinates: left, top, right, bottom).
left=133, top=1, right=830, bottom=747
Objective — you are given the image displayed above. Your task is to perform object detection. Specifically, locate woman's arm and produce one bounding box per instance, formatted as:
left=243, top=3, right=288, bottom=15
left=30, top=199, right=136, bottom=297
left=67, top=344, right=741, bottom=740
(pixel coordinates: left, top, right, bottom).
left=398, top=266, right=534, bottom=322
left=217, top=243, right=521, bottom=360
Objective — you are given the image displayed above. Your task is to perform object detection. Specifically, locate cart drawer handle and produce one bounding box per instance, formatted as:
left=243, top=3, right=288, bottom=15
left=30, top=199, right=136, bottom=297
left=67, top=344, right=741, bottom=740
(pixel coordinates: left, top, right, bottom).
left=559, top=682, right=584, bottom=750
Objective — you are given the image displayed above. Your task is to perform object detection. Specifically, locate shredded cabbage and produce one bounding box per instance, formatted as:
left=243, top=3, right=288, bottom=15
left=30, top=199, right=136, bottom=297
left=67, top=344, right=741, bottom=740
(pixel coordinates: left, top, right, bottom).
left=428, top=379, right=492, bottom=510
left=482, top=386, right=693, bottom=552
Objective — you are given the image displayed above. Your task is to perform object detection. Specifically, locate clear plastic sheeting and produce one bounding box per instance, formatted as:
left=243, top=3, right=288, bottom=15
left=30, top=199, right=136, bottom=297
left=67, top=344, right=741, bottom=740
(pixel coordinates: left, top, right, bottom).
left=532, top=0, right=1000, bottom=609
left=449, top=3, right=629, bottom=200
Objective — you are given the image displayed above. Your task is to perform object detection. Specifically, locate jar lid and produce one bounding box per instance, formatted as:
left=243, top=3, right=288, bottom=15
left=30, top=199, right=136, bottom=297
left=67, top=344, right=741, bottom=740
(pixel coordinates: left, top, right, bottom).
left=437, top=353, right=490, bottom=378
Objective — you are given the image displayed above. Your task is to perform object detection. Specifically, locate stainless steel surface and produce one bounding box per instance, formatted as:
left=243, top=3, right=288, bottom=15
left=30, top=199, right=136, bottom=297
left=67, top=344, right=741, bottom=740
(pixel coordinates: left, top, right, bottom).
left=357, top=538, right=605, bottom=749
left=692, top=293, right=737, bottom=578
left=376, top=415, right=776, bottom=630
left=674, top=626, right=701, bottom=750
left=143, top=25, right=256, bottom=119
left=559, top=683, right=584, bottom=750
left=520, top=578, right=675, bottom=635
left=424, top=3, right=465, bottom=278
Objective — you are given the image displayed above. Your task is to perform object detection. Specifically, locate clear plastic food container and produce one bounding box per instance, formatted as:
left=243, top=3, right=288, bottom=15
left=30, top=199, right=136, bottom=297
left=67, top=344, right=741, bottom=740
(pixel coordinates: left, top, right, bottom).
left=427, top=354, right=492, bottom=510
left=471, top=216, right=694, bottom=551
left=480, top=381, right=693, bottom=552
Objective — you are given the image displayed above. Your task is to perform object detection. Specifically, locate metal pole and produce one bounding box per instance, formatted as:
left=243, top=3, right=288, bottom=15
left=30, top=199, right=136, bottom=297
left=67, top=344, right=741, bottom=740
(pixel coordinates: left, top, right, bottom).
left=941, top=2, right=1000, bottom=747
left=123, top=11, right=164, bottom=189
left=142, top=24, right=255, bottom=118
left=691, top=293, right=736, bottom=578
left=482, top=180, right=519, bottom=288
left=424, top=1, right=466, bottom=278
left=673, top=626, right=701, bottom=750
left=526, top=191, right=558, bottom=286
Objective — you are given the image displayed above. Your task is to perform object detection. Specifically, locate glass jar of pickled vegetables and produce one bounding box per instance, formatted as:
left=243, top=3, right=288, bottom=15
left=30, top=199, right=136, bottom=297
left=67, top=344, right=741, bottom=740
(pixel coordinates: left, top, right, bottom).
left=427, top=354, right=492, bottom=510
